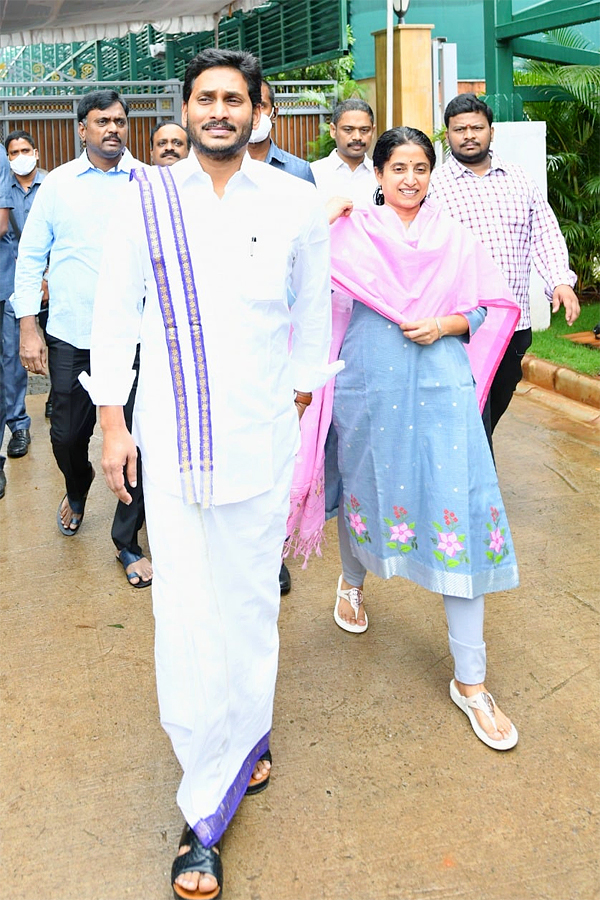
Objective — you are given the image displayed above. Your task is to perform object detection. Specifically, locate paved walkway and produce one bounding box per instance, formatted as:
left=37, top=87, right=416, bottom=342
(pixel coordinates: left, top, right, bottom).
left=1, top=389, right=598, bottom=900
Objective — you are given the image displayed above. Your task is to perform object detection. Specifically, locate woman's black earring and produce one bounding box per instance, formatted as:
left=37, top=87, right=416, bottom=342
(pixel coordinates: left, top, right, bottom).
left=374, top=185, right=384, bottom=206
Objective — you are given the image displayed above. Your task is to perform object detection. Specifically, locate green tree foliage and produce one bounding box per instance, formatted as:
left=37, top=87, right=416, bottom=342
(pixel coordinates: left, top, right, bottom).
left=515, top=29, right=600, bottom=292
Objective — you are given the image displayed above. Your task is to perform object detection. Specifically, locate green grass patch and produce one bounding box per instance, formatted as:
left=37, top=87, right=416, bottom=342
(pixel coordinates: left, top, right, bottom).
left=529, top=299, right=600, bottom=377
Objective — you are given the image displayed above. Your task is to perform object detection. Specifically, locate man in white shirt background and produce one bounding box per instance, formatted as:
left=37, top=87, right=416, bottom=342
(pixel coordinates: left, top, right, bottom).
left=14, top=90, right=153, bottom=588
left=149, top=120, right=190, bottom=166
left=86, top=48, right=338, bottom=898
left=310, top=98, right=377, bottom=207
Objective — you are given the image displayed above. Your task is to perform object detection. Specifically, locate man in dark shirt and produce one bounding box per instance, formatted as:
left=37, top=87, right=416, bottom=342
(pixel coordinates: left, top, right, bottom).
left=0, top=142, right=14, bottom=498
left=3, top=130, right=46, bottom=459
left=247, top=80, right=315, bottom=184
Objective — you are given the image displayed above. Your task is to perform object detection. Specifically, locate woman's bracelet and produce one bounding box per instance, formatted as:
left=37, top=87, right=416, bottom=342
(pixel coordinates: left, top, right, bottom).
left=294, top=391, right=313, bottom=406
left=435, top=317, right=444, bottom=340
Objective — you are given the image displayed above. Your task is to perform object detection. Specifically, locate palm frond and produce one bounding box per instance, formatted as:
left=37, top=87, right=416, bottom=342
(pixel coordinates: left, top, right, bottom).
left=542, top=28, right=594, bottom=52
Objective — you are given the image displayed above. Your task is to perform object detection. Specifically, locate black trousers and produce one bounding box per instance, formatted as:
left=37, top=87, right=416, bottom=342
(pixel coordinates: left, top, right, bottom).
left=111, top=346, right=145, bottom=557
left=482, top=327, right=532, bottom=449
left=47, top=335, right=145, bottom=554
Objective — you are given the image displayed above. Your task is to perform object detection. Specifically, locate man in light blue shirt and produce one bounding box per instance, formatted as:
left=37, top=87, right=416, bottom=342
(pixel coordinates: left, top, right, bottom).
left=247, top=80, right=315, bottom=184
left=0, top=142, right=14, bottom=499
left=13, top=90, right=152, bottom=587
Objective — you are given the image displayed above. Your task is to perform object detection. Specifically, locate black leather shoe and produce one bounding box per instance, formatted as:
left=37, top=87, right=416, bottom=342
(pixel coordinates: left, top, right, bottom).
left=279, top=562, right=291, bottom=595
left=7, top=428, right=31, bottom=458
left=0, top=466, right=5, bottom=499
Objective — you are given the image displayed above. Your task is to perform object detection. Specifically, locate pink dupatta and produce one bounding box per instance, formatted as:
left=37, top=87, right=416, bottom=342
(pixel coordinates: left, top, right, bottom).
left=285, top=200, right=519, bottom=562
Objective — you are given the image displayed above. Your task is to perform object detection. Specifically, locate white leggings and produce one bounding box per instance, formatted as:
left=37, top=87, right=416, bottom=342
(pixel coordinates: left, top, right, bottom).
left=338, top=505, right=486, bottom=684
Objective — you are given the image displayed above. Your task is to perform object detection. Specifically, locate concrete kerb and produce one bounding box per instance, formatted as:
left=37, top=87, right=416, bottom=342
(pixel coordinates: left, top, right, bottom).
left=519, top=354, right=600, bottom=429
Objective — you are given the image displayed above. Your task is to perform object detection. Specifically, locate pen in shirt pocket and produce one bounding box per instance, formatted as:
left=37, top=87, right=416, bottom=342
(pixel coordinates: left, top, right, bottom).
left=250, top=236, right=257, bottom=257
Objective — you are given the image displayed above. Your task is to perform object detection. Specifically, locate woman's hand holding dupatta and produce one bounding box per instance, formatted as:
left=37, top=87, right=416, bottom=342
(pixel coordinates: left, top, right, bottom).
left=401, top=314, right=470, bottom=345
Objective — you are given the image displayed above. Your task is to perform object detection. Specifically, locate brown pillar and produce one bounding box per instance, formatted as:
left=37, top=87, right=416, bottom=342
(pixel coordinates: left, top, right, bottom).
left=373, top=24, right=434, bottom=135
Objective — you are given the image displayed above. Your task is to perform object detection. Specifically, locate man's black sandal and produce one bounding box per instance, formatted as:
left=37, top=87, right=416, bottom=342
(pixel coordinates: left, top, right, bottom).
left=56, top=469, right=95, bottom=536
left=171, top=824, right=222, bottom=900
left=245, top=749, right=272, bottom=796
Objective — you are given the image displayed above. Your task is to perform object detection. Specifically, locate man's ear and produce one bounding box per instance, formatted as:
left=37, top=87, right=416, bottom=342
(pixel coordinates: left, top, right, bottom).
left=181, top=103, right=188, bottom=128
left=252, top=104, right=262, bottom=130
left=490, top=125, right=494, bottom=142
left=329, top=122, right=336, bottom=140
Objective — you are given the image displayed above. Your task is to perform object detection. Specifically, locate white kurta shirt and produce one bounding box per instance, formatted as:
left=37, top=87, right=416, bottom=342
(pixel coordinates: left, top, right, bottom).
left=85, top=151, right=340, bottom=505
left=310, top=148, right=377, bottom=209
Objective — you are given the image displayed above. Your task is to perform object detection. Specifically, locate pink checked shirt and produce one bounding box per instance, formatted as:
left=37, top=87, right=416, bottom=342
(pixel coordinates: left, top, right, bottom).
left=428, top=153, right=576, bottom=330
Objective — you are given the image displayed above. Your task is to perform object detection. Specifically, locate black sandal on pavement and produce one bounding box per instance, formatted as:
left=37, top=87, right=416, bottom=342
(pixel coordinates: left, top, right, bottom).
left=245, top=749, right=272, bottom=796
left=56, top=469, right=95, bottom=536
left=116, top=548, right=153, bottom=588
left=171, top=824, right=222, bottom=900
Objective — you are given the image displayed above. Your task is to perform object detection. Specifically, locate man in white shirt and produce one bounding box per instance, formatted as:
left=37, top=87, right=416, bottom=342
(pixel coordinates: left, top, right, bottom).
left=86, top=49, right=339, bottom=898
left=149, top=120, right=190, bottom=166
left=310, top=98, right=377, bottom=207
left=14, top=90, right=152, bottom=588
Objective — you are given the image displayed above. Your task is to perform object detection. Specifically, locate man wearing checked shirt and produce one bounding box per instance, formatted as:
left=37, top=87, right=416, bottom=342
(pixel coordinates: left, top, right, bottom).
left=428, top=93, right=579, bottom=445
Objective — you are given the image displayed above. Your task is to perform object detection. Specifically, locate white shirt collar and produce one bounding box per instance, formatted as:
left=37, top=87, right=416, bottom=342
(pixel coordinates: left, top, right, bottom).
left=328, top=147, right=373, bottom=172
left=75, top=147, right=140, bottom=175
left=173, top=148, right=266, bottom=191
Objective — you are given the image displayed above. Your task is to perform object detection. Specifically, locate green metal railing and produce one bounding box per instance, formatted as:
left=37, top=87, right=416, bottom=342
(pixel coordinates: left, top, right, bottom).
left=483, top=0, right=600, bottom=121
left=0, top=0, right=348, bottom=87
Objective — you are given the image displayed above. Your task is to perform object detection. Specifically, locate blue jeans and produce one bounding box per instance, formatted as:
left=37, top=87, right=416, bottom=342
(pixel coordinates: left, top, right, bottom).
left=2, top=298, right=30, bottom=432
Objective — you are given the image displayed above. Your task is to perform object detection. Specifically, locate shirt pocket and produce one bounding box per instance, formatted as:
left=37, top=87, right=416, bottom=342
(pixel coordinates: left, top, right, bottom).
left=240, top=230, right=291, bottom=302
left=495, top=190, right=530, bottom=229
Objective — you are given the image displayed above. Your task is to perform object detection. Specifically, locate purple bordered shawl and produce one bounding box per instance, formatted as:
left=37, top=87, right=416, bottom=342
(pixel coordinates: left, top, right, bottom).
left=131, top=166, right=213, bottom=507
left=285, top=200, right=520, bottom=563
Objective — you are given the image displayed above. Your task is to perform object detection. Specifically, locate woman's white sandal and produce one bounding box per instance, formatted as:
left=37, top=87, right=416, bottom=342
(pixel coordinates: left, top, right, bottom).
left=450, top=679, right=518, bottom=750
left=334, top=575, right=369, bottom=634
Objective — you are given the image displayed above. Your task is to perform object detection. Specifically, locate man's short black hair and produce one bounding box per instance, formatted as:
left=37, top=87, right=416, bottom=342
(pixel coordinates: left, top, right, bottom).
left=150, top=120, right=191, bottom=149
left=331, top=99, right=374, bottom=126
left=182, top=49, right=262, bottom=108
left=77, top=89, right=129, bottom=124
left=262, top=80, right=276, bottom=110
left=5, top=129, right=36, bottom=151
left=444, top=93, right=493, bottom=127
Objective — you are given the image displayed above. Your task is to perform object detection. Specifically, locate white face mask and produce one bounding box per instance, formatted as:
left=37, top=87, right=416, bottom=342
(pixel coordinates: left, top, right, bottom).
left=248, top=113, right=273, bottom=144
left=10, top=153, right=37, bottom=176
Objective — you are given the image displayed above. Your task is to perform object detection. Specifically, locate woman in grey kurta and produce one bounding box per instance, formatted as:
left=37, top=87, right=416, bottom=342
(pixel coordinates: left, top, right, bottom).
left=327, top=127, right=520, bottom=750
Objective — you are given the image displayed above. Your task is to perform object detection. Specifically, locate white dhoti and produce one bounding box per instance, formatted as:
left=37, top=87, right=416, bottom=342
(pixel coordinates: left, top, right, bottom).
left=143, top=452, right=295, bottom=848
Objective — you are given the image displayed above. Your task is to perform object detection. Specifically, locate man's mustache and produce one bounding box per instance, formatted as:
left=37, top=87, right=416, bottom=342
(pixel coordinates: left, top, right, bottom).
left=202, top=120, right=236, bottom=132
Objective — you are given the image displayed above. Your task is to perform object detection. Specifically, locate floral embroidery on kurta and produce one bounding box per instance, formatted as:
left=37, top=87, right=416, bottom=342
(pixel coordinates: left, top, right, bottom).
left=346, top=494, right=371, bottom=544
left=432, top=509, right=470, bottom=569
left=384, top=505, right=417, bottom=554
left=485, top=506, right=510, bottom=565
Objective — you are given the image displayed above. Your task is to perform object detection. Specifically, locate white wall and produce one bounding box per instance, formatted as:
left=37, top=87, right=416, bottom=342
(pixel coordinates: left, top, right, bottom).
left=491, top=120, right=550, bottom=331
